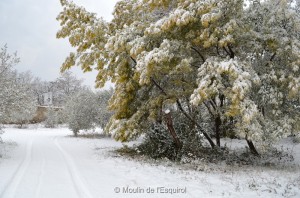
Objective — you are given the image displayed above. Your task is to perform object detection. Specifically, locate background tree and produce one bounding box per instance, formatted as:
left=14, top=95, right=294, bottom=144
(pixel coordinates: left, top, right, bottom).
left=53, top=71, right=85, bottom=106
left=0, top=46, right=36, bottom=128
left=0, top=45, right=20, bottom=124
left=44, top=107, right=59, bottom=128
left=8, top=71, right=36, bottom=127
left=95, top=89, right=114, bottom=129
left=64, top=88, right=113, bottom=136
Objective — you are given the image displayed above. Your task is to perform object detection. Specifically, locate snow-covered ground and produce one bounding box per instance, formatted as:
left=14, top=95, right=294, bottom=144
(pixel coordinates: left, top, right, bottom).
left=0, top=127, right=299, bottom=198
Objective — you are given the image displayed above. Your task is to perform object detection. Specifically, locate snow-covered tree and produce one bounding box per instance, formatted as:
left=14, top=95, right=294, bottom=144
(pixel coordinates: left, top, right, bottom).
left=31, top=71, right=85, bottom=107
left=0, top=45, right=20, bottom=124
left=95, top=89, right=114, bottom=129
left=53, top=71, right=85, bottom=106
left=0, top=46, right=36, bottom=127
left=64, top=88, right=113, bottom=136
left=57, top=0, right=300, bottom=154
left=5, top=71, right=36, bottom=127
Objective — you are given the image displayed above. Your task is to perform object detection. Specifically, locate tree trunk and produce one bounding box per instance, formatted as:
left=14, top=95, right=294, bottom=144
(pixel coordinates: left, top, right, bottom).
left=164, top=112, right=182, bottom=150
left=215, top=116, right=221, bottom=147
left=149, top=77, right=216, bottom=148
left=246, top=139, right=259, bottom=156
left=176, top=100, right=216, bottom=148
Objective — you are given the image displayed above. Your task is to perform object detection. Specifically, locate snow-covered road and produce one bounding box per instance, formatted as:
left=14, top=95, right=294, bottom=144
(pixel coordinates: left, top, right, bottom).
left=0, top=127, right=299, bottom=198
left=0, top=128, right=200, bottom=198
left=0, top=128, right=97, bottom=198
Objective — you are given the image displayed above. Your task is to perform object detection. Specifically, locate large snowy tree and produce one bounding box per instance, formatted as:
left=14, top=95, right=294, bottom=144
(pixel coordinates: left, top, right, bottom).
left=57, top=0, right=300, bottom=153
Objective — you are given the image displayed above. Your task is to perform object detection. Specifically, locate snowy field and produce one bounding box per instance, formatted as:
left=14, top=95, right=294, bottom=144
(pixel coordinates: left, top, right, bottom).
left=0, top=127, right=299, bottom=198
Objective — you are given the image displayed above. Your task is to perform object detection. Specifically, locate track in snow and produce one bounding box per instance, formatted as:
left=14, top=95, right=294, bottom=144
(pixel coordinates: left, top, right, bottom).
left=54, top=138, right=94, bottom=198
left=0, top=140, right=33, bottom=198
left=33, top=148, right=46, bottom=198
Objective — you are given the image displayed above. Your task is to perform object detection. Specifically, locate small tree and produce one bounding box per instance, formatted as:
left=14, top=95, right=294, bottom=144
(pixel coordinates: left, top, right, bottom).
left=65, top=89, right=113, bottom=136
left=65, top=90, right=99, bottom=136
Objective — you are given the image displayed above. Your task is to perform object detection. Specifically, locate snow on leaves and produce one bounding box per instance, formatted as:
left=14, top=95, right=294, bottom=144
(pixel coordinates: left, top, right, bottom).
left=57, top=0, right=300, bottom=147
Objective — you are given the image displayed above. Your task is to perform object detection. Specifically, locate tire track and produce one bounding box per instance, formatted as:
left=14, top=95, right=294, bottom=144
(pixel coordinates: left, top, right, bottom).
left=34, top=150, right=45, bottom=198
left=0, top=139, right=33, bottom=198
left=54, top=138, right=93, bottom=198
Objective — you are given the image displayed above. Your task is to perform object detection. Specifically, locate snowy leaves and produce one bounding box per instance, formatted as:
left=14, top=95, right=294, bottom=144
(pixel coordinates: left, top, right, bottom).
left=57, top=1, right=108, bottom=74
left=191, top=58, right=255, bottom=108
left=136, top=39, right=187, bottom=85
left=57, top=0, right=300, bottom=146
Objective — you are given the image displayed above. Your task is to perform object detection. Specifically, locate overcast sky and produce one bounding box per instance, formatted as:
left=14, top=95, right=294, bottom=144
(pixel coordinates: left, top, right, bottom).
left=0, top=0, right=118, bottom=88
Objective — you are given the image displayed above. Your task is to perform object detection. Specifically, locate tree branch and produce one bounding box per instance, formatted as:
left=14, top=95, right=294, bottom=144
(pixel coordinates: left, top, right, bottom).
left=151, top=77, right=216, bottom=148
left=176, top=100, right=216, bottom=148
left=204, top=102, right=215, bottom=117
left=191, top=47, right=205, bottom=63
left=150, top=77, right=168, bottom=96
left=130, top=56, right=137, bottom=65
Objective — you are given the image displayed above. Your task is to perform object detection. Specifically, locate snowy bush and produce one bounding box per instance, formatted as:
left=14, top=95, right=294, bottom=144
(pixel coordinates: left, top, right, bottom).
left=138, top=115, right=204, bottom=161
left=138, top=124, right=177, bottom=160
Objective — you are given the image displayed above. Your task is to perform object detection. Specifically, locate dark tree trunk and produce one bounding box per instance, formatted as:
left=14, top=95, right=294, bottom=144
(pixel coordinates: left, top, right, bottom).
left=246, top=139, right=259, bottom=156
left=164, top=112, right=182, bottom=150
left=215, top=116, right=221, bottom=147
left=261, top=106, right=265, bottom=117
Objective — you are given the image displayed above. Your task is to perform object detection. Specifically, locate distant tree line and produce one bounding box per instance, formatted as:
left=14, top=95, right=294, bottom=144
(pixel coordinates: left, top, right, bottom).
left=0, top=45, right=113, bottom=135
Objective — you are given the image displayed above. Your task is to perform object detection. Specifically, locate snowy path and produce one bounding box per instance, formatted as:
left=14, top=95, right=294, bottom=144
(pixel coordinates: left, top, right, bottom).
left=0, top=129, right=93, bottom=198
left=0, top=127, right=299, bottom=198
left=0, top=128, right=198, bottom=198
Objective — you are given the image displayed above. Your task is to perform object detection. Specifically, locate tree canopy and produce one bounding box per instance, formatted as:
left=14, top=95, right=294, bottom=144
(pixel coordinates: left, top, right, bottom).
left=57, top=0, right=300, bottom=152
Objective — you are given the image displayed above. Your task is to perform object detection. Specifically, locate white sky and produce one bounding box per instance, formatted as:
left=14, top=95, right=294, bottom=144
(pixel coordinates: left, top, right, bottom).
left=0, top=0, right=118, bottom=88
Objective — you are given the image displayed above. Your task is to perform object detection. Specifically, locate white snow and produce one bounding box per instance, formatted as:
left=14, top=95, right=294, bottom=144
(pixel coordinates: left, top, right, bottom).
left=0, top=127, right=299, bottom=198
left=164, top=109, right=170, bottom=114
